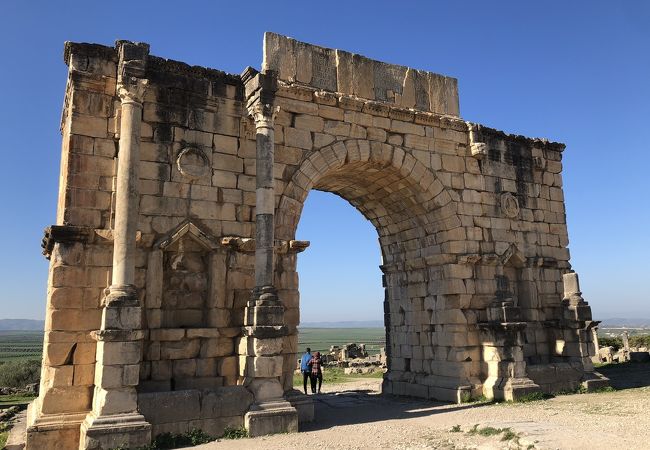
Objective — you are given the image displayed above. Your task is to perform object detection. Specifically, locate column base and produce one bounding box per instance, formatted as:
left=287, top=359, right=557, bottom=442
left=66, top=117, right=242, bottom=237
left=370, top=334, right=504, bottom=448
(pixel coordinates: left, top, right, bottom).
left=25, top=398, right=86, bottom=450
left=79, top=412, right=151, bottom=450
left=485, top=376, right=541, bottom=401
left=285, top=389, right=314, bottom=423
left=244, top=400, right=298, bottom=437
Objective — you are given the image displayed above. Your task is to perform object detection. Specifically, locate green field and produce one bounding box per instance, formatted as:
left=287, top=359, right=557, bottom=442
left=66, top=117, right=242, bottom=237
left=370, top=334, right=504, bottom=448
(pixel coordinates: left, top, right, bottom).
left=297, top=327, right=385, bottom=355
left=0, top=328, right=386, bottom=363
left=0, top=331, right=43, bottom=363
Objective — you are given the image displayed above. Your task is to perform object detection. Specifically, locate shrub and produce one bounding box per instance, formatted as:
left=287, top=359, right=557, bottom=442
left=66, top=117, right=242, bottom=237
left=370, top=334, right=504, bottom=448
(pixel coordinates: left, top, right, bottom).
left=598, top=337, right=623, bottom=351
left=151, top=429, right=213, bottom=448
left=629, top=334, right=650, bottom=349
left=222, top=426, right=248, bottom=439
left=0, top=360, right=41, bottom=388
left=476, top=426, right=503, bottom=437
left=514, top=392, right=549, bottom=402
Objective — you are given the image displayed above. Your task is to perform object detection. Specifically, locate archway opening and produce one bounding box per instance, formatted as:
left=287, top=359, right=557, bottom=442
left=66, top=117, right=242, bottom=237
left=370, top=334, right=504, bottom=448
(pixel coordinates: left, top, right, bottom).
left=278, top=142, right=453, bottom=398
left=294, top=190, right=386, bottom=392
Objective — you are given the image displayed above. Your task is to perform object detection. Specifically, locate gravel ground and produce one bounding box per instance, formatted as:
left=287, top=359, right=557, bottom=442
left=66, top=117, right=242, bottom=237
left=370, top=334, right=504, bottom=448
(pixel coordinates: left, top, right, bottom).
left=199, top=364, right=650, bottom=450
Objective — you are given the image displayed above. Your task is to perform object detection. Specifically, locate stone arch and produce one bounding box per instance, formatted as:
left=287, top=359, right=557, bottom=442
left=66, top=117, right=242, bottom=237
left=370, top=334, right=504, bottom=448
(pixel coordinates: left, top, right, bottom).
left=277, top=138, right=462, bottom=244
left=275, top=138, right=480, bottom=402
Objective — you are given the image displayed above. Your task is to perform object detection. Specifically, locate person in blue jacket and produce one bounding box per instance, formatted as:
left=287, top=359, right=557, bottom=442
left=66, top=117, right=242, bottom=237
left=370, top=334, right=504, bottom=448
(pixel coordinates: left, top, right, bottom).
left=300, top=347, right=313, bottom=395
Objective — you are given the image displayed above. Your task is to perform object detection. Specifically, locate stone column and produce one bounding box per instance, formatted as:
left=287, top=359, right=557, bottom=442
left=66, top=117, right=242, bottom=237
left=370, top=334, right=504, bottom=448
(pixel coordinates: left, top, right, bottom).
left=561, top=271, right=610, bottom=390
left=79, top=41, right=151, bottom=450
left=591, top=325, right=601, bottom=363
left=252, top=101, right=277, bottom=293
left=240, top=67, right=298, bottom=437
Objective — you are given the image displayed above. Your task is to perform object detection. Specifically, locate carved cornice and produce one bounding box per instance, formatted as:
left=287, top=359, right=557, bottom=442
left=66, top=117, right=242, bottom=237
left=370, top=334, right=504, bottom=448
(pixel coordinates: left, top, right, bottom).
left=468, top=122, right=566, bottom=153
left=220, top=236, right=309, bottom=254
left=42, top=225, right=92, bottom=259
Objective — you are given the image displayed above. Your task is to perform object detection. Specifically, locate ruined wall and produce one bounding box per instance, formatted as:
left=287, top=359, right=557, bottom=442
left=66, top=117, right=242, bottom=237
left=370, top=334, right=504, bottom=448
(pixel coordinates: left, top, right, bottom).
left=263, top=33, right=596, bottom=400
left=32, top=42, right=261, bottom=447
left=28, top=33, right=602, bottom=450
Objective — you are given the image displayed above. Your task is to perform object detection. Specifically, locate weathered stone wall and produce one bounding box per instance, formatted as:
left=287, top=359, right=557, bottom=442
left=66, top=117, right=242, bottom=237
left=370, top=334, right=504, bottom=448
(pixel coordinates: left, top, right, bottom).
left=263, top=34, right=596, bottom=401
left=27, top=34, right=603, bottom=450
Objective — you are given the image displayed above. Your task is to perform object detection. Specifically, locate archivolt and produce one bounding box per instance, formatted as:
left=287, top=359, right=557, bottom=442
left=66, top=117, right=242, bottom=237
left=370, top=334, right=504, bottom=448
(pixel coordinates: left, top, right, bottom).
left=276, top=140, right=463, bottom=256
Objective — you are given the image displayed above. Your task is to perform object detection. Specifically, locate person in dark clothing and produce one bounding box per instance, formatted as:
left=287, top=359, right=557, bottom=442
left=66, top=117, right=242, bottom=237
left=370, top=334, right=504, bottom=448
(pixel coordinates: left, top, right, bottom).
left=300, top=347, right=312, bottom=395
left=310, top=351, right=323, bottom=394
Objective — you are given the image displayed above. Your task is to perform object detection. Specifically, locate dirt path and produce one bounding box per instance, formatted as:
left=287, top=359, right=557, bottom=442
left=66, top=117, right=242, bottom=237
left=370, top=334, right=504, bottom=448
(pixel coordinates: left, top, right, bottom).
left=198, top=371, right=650, bottom=450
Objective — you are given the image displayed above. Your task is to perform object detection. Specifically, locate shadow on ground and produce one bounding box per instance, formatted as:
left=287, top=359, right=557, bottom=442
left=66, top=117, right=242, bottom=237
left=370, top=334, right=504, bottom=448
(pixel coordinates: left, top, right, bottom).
left=300, top=388, right=483, bottom=432
left=598, top=361, right=650, bottom=389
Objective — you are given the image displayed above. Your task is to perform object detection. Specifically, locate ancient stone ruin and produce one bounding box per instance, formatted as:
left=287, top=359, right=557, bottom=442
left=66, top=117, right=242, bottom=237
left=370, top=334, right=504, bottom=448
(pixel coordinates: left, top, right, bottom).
left=26, top=33, right=608, bottom=449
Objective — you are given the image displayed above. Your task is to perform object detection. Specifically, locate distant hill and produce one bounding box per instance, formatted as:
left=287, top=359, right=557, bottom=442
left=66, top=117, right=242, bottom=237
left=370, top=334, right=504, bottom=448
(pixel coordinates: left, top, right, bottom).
left=0, top=319, right=45, bottom=331
left=300, top=320, right=383, bottom=328
left=600, top=318, right=650, bottom=328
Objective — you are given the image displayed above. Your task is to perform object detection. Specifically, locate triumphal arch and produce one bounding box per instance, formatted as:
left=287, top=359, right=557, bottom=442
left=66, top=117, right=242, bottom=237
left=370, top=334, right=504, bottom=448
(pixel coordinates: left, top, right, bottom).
left=25, top=33, right=607, bottom=449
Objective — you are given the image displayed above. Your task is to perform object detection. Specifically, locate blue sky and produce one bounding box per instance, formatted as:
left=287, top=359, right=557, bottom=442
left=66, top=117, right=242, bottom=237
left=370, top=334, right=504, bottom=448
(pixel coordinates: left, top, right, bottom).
left=0, top=1, right=648, bottom=322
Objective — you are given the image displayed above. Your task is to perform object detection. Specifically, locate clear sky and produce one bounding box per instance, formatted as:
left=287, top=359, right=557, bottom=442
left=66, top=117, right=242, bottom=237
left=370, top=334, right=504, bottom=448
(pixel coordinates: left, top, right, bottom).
left=0, top=1, right=648, bottom=322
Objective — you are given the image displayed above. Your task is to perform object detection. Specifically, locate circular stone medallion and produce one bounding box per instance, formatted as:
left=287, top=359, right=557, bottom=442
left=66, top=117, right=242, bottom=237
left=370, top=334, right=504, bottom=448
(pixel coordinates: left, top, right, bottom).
left=500, top=192, right=520, bottom=218
left=176, top=147, right=210, bottom=180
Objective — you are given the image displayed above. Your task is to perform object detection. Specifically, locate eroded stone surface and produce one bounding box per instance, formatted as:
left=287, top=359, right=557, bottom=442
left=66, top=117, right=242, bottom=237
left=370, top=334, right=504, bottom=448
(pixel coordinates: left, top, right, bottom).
left=27, top=33, right=600, bottom=450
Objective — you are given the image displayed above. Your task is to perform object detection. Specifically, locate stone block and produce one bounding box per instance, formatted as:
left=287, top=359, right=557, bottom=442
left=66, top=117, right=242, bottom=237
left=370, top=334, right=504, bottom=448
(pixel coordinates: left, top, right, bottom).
left=172, top=359, right=197, bottom=378
left=95, top=363, right=140, bottom=389
left=246, top=406, right=299, bottom=439
left=294, top=114, right=324, bottom=132
left=246, top=337, right=284, bottom=356
left=200, top=338, right=234, bottom=358
left=240, top=355, right=283, bottom=377
left=189, top=416, right=243, bottom=438
left=43, top=365, right=74, bottom=388
left=73, top=363, right=95, bottom=386
left=44, top=342, right=75, bottom=366
left=284, top=127, right=312, bottom=149
left=150, top=361, right=172, bottom=382
left=186, top=328, right=220, bottom=339
left=217, top=356, right=238, bottom=378
left=40, top=385, right=93, bottom=414
left=175, top=376, right=224, bottom=390
left=138, top=380, right=172, bottom=393
left=200, top=386, right=253, bottom=419
left=96, top=341, right=141, bottom=365
left=69, top=114, right=108, bottom=138
left=247, top=378, right=284, bottom=403
left=139, top=390, right=201, bottom=424
left=25, top=423, right=82, bottom=450
left=324, top=120, right=350, bottom=136
left=160, top=339, right=200, bottom=360
left=93, top=387, right=139, bottom=416
left=212, top=152, right=243, bottom=173
left=150, top=328, right=186, bottom=341
left=49, top=287, right=83, bottom=309
left=151, top=421, right=189, bottom=438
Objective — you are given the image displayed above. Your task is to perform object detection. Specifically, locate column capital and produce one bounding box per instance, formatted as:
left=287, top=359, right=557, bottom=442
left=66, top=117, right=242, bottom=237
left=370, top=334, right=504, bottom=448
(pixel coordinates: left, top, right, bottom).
left=116, top=40, right=149, bottom=106
left=248, top=102, right=279, bottom=129
left=117, top=78, right=148, bottom=105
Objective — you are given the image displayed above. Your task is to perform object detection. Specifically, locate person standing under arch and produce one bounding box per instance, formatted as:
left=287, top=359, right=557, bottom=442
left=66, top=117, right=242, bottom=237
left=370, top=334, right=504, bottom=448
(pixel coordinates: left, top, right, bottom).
left=300, top=347, right=313, bottom=395
left=310, top=351, right=323, bottom=394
